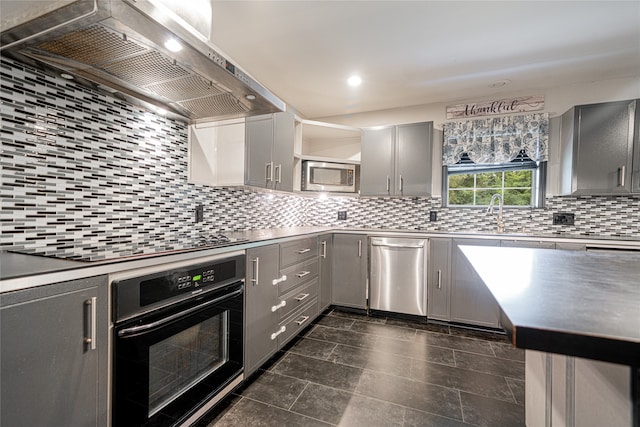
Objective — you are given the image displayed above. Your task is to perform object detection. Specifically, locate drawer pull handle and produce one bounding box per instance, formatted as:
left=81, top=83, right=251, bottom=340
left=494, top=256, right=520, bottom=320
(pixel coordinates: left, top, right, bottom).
left=295, top=316, right=310, bottom=326
left=295, top=248, right=311, bottom=254
left=271, top=300, right=287, bottom=312
left=272, top=275, right=287, bottom=286
left=296, top=271, right=311, bottom=278
left=295, top=293, right=310, bottom=302
left=270, top=326, right=286, bottom=340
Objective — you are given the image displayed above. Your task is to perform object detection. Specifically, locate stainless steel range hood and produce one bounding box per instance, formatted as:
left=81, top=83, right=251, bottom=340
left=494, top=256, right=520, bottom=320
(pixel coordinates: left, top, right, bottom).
left=0, top=0, right=286, bottom=122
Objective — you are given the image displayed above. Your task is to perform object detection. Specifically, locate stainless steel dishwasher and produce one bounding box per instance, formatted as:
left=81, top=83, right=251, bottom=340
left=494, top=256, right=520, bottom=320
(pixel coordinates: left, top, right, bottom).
left=369, top=237, right=427, bottom=316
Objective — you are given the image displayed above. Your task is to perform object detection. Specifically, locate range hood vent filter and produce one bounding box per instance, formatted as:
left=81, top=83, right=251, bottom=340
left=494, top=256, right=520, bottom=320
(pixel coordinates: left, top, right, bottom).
left=1, top=0, right=285, bottom=121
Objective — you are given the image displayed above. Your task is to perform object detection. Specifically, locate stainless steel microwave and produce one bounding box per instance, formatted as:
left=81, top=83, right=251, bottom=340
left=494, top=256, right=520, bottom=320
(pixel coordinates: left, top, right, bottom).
left=302, top=161, right=358, bottom=192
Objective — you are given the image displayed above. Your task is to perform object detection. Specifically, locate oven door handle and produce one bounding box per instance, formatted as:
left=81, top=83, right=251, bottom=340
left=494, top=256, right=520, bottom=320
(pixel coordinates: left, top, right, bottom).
left=117, top=287, right=243, bottom=338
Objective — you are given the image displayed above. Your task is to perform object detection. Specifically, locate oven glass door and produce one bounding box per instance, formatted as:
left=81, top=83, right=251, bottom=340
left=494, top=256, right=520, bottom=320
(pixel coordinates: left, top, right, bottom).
left=113, top=283, right=243, bottom=427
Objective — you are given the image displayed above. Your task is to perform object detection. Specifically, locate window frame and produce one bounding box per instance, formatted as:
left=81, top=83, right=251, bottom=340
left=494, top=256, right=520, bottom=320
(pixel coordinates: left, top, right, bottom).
left=443, top=155, right=546, bottom=208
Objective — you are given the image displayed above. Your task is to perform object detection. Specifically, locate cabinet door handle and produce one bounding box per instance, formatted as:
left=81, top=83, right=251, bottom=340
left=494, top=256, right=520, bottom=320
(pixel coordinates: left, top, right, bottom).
left=265, top=162, right=274, bottom=182
left=399, top=175, right=404, bottom=193
left=386, top=176, right=390, bottom=193
left=275, top=164, right=282, bottom=183
left=295, top=248, right=311, bottom=254
left=437, top=270, right=442, bottom=289
left=618, top=165, right=626, bottom=187
left=321, top=241, right=327, bottom=259
left=84, top=297, right=97, bottom=350
left=271, top=300, right=287, bottom=312
left=296, top=271, right=310, bottom=278
left=295, top=293, right=310, bottom=302
left=295, top=315, right=310, bottom=326
left=251, top=257, right=259, bottom=285
left=270, top=325, right=286, bottom=340
left=358, top=240, right=362, bottom=257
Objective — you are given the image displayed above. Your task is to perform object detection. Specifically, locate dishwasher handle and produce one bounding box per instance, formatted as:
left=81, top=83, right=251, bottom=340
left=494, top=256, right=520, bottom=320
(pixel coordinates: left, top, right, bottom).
left=371, top=241, right=425, bottom=249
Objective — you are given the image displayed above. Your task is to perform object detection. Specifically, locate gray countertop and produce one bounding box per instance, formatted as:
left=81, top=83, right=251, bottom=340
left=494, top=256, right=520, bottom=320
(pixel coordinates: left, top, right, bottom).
left=460, top=245, right=640, bottom=366
left=2, top=226, right=639, bottom=293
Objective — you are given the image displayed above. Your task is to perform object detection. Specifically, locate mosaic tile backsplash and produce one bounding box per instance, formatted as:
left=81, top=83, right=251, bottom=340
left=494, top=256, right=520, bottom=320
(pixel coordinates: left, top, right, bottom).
left=1, top=58, right=638, bottom=260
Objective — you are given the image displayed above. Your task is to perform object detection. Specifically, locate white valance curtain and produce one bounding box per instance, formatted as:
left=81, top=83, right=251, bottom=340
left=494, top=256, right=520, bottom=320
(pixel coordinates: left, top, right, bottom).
left=442, top=113, right=549, bottom=166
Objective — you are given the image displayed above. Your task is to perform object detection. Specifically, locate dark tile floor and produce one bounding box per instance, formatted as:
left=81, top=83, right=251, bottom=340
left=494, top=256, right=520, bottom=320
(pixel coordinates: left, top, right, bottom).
left=203, top=309, right=525, bottom=427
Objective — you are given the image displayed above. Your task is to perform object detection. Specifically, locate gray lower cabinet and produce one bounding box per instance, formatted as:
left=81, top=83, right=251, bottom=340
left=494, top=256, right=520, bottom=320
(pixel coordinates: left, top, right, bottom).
left=560, top=99, right=639, bottom=195
left=525, top=350, right=632, bottom=427
left=332, top=234, right=368, bottom=309
left=450, top=238, right=501, bottom=328
left=318, top=234, right=333, bottom=312
left=245, top=244, right=280, bottom=376
left=427, top=238, right=452, bottom=321
left=0, top=276, right=108, bottom=427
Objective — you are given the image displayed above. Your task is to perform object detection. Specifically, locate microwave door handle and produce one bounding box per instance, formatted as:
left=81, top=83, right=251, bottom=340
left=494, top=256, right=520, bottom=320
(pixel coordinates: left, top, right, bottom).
left=117, top=288, right=243, bottom=338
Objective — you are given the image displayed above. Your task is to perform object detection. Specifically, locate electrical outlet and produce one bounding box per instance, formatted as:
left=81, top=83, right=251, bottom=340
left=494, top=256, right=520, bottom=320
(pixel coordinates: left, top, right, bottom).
left=552, top=212, right=574, bottom=225
left=337, top=211, right=347, bottom=221
left=429, top=211, right=437, bottom=222
left=195, top=205, right=204, bottom=223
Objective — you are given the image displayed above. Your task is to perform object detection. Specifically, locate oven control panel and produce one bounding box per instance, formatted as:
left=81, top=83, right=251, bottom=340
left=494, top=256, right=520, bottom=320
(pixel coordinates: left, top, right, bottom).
left=112, top=254, right=245, bottom=322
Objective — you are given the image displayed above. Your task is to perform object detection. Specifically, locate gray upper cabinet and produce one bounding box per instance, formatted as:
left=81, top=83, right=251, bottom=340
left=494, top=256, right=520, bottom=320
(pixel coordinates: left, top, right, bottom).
left=396, top=122, right=433, bottom=196
left=360, top=122, right=433, bottom=196
left=332, top=234, right=368, bottom=309
left=245, top=112, right=295, bottom=191
left=560, top=99, right=638, bottom=195
left=1, top=276, right=108, bottom=427
left=360, top=127, right=395, bottom=196
left=427, top=238, right=452, bottom=321
left=450, top=238, right=501, bottom=328
left=245, top=244, right=280, bottom=376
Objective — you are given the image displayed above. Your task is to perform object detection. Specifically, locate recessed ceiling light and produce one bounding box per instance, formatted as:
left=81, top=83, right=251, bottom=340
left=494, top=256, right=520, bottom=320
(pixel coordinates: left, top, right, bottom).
left=245, top=94, right=256, bottom=101
left=164, top=38, right=183, bottom=52
left=60, top=73, right=74, bottom=80
left=347, top=75, right=362, bottom=87
left=489, top=79, right=511, bottom=88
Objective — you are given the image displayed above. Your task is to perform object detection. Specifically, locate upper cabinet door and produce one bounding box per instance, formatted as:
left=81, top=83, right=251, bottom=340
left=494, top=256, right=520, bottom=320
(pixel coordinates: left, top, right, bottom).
left=396, top=122, right=433, bottom=197
left=245, top=115, right=274, bottom=188
left=561, top=99, right=637, bottom=195
left=245, top=112, right=295, bottom=191
left=360, top=127, right=396, bottom=196
left=271, top=112, right=295, bottom=192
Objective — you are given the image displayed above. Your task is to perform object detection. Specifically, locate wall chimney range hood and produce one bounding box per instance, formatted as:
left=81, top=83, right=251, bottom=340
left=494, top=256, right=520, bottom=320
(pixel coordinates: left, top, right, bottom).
left=0, top=0, right=286, bottom=122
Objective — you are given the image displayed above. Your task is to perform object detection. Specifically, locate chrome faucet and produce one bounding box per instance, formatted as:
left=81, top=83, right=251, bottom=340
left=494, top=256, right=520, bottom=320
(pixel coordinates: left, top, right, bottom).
left=486, top=193, right=505, bottom=233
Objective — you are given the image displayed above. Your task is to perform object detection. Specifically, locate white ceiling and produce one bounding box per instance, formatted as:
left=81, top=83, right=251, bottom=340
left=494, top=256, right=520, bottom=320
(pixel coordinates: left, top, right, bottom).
left=209, top=1, right=640, bottom=120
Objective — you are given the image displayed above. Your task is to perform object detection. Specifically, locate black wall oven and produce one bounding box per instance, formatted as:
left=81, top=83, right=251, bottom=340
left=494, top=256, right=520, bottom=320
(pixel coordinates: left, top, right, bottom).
left=111, top=252, right=245, bottom=427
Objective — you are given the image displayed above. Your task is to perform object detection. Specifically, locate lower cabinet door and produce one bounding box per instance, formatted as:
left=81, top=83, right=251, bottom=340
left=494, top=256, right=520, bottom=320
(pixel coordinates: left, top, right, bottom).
left=450, top=239, right=501, bottom=328
left=245, top=245, right=280, bottom=376
left=331, top=234, right=367, bottom=309
left=0, top=276, right=108, bottom=427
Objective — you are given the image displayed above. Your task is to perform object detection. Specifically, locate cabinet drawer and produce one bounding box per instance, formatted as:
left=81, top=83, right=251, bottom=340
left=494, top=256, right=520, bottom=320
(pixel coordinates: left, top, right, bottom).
left=277, top=298, right=318, bottom=348
left=279, top=258, right=319, bottom=294
left=273, top=278, right=318, bottom=321
left=280, top=237, right=318, bottom=268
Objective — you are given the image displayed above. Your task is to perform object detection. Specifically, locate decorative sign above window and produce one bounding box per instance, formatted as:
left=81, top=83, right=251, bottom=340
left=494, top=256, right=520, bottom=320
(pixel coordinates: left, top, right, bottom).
left=443, top=113, right=549, bottom=166
left=446, top=95, right=545, bottom=119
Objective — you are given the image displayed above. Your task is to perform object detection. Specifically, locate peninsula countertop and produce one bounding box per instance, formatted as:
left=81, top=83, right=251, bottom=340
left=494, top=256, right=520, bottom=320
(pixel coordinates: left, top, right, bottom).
left=460, top=245, right=640, bottom=366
